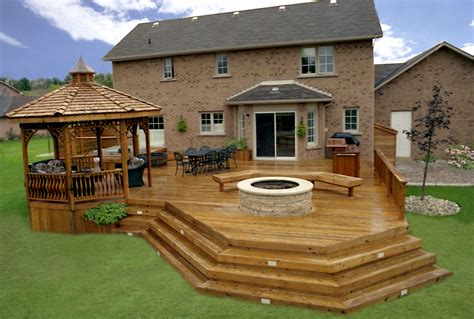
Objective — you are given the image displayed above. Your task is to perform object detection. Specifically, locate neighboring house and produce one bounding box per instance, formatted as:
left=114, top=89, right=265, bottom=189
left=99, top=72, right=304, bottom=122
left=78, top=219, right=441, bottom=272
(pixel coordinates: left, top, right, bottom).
left=0, top=81, right=22, bottom=97
left=375, top=42, right=474, bottom=159
left=104, top=0, right=383, bottom=161
left=0, top=96, right=39, bottom=139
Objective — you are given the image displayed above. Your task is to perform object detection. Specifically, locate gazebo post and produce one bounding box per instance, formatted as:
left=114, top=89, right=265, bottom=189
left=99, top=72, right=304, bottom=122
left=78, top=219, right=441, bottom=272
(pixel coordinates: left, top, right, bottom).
left=119, top=121, right=130, bottom=201
left=145, top=124, right=152, bottom=187
left=132, top=125, right=140, bottom=157
left=63, top=126, right=76, bottom=233
left=94, top=127, right=104, bottom=168
left=20, top=128, right=30, bottom=203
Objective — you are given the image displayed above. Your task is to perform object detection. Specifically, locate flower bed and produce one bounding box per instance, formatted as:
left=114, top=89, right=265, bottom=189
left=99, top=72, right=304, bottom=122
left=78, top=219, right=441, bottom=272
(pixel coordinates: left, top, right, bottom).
left=445, top=144, right=474, bottom=170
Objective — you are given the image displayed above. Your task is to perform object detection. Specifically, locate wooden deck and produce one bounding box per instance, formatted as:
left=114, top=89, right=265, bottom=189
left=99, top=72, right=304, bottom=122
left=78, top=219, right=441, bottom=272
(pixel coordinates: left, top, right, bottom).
left=120, top=160, right=451, bottom=313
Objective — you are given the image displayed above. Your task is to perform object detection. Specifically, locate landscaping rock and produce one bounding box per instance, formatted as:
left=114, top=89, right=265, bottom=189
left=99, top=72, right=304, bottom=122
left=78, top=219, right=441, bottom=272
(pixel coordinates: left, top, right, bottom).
left=405, top=195, right=460, bottom=216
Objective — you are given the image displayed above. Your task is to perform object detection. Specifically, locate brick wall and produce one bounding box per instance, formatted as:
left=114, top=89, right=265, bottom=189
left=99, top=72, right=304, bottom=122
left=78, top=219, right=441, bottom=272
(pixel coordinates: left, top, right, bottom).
left=375, top=47, right=474, bottom=159
left=0, top=119, right=20, bottom=140
left=113, top=40, right=375, bottom=161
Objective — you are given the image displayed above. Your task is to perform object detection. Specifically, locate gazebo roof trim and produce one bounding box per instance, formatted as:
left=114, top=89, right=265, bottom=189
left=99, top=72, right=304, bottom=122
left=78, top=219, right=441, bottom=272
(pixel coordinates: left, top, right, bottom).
left=6, top=82, right=161, bottom=123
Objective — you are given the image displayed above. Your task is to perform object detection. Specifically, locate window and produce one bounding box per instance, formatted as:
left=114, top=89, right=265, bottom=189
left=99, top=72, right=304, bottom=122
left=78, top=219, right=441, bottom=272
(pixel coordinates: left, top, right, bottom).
left=318, top=46, right=334, bottom=74
left=238, top=110, right=245, bottom=139
left=344, top=108, right=359, bottom=132
left=301, top=48, right=316, bottom=74
left=216, top=53, right=229, bottom=75
left=301, top=46, right=334, bottom=75
left=307, top=107, right=318, bottom=146
left=163, top=58, right=174, bottom=79
left=149, top=116, right=164, bottom=130
left=201, top=112, right=224, bottom=134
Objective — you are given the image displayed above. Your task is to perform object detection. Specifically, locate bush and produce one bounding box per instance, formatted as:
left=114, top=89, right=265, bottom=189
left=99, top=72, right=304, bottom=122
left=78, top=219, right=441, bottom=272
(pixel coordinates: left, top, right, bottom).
left=83, top=202, right=127, bottom=225
left=445, top=144, right=474, bottom=170
left=226, top=138, right=247, bottom=150
left=6, top=128, right=19, bottom=141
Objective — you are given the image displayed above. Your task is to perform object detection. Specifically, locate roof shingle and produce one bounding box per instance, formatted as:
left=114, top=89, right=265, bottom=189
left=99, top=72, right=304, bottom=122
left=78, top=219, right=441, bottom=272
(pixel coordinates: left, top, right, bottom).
left=104, top=0, right=382, bottom=61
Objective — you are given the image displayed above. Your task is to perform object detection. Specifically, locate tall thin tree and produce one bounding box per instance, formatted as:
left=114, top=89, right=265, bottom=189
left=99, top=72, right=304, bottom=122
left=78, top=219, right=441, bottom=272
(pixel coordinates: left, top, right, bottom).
left=404, top=85, right=454, bottom=200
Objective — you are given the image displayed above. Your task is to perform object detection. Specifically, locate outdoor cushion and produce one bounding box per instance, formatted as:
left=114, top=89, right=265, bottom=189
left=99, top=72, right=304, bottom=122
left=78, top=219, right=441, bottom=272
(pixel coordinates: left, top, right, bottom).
left=129, top=156, right=145, bottom=169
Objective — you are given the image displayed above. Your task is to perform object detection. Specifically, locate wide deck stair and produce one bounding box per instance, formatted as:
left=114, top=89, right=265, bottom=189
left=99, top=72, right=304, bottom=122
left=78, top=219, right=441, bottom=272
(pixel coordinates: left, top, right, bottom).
left=126, top=201, right=451, bottom=313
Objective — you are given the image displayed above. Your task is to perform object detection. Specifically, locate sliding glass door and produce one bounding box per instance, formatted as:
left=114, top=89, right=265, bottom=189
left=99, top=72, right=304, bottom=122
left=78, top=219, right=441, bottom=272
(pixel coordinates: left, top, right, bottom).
left=255, top=112, right=296, bottom=159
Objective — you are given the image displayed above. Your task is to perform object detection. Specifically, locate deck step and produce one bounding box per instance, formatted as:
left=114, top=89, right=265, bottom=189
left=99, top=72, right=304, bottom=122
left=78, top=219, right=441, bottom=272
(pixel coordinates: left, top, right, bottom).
left=126, top=206, right=161, bottom=217
left=148, top=219, right=216, bottom=275
left=200, top=266, right=451, bottom=313
left=143, top=230, right=206, bottom=287
left=208, top=249, right=435, bottom=296
left=219, top=235, right=421, bottom=273
left=156, top=209, right=226, bottom=259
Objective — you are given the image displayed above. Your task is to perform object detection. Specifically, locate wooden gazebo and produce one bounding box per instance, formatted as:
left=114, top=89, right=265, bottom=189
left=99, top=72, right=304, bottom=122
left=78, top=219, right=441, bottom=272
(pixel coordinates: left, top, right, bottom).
left=6, top=57, right=161, bottom=233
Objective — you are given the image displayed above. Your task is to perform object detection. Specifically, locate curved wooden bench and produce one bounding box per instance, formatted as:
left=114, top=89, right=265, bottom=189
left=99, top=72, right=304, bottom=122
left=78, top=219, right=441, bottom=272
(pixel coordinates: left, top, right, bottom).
left=213, top=170, right=362, bottom=196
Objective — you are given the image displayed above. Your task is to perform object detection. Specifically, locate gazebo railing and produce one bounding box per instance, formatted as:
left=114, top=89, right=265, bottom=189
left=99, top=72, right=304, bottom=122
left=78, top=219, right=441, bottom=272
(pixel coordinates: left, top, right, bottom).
left=28, top=173, right=68, bottom=202
left=72, top=169, right=124, bottom=202
left=27, top=169, right=124, bottom=203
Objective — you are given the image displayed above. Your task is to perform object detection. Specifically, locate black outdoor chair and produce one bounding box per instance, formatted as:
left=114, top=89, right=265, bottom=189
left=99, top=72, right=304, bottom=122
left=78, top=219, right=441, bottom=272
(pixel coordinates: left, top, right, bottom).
left=115, top=157, right=147, bottom=187
left=200, top=145, right=211, bottom=152
left=174, top=152, right=190, bottom=176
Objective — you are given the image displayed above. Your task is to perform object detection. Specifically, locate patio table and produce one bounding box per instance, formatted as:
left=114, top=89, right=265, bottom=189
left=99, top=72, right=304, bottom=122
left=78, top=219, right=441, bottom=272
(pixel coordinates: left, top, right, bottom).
left=184, top=148, right=229, bottom=174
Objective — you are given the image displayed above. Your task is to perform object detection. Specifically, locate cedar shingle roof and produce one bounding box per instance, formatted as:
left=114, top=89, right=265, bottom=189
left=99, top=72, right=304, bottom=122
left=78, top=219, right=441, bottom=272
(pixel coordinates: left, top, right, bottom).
left=6, top=82, right=161, bottom=122
left=104, top=0, right=382, bottom=62
left=227, top=80, right=332, bottom=105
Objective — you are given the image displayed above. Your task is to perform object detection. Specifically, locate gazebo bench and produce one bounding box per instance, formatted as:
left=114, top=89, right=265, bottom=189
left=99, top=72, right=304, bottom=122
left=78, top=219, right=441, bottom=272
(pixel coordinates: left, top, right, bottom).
left=212, top=170, right=362, bottom=196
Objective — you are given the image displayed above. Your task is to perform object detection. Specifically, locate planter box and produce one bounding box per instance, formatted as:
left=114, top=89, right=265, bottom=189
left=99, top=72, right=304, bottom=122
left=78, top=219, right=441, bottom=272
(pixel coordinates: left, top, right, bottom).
left=235, top=149, right=252, bottom=161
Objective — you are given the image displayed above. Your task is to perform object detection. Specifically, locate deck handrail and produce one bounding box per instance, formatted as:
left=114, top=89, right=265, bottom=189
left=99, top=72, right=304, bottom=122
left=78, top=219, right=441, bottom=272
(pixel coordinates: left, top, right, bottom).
left=374, top=147, right=407, bottom=220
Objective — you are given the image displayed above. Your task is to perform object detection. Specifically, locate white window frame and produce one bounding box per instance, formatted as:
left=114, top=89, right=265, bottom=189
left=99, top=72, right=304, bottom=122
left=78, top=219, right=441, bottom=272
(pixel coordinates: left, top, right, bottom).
left=200, top=112, right=224, bottom=135
left=301, top=48, right=316, bottom=75
left=307, top=106, right=318, bottom=147
left=343, top=108, right=359, bottom=133
left=163, top=58, right=174, bottom=80
left=300, top=46, right=335, bottom=75
left=149, top=115, right=164, bottom=130
left=238, top=109, right=245, bottom=139
left=215, top=53, right=229, bottom=75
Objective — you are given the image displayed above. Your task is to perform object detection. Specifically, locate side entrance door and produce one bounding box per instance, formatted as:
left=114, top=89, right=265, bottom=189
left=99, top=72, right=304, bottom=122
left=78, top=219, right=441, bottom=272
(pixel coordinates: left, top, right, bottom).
left=390, top=111, right=412, bottom=157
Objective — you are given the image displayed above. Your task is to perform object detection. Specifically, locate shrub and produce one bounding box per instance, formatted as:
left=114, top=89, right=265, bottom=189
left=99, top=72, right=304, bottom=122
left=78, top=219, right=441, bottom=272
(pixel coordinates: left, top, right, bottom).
left=226, top=138, right=247, bottom=150
left=6, top=128, right=19, bottom=141
left=296, top=121, right=306, bottom=137
left=176, top=115, right=187, bottom=132
left=445, top=144, right=474, bottom=170
left=83, top=202, right=127, bottom=225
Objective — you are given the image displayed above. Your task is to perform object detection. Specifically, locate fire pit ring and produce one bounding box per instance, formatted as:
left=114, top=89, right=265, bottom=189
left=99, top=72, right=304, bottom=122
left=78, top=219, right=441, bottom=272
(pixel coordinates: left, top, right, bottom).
left=237, top=177, right=313, bottom=216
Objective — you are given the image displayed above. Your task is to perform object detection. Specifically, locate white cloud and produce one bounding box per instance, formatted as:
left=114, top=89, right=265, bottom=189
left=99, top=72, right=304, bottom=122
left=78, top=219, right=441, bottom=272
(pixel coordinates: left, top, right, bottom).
left=374, top=23, right=416, bottom=64
left=23, top=0, right=149, bottom=45
left=461, top=43, right=474, bottom=55
left=0, top=32, right=28, bottom=48
left=91, top=0, right=157, bottom=13
left=470, top=20, right=474, bottom=27
left=156, top=0, right=313, bottom=16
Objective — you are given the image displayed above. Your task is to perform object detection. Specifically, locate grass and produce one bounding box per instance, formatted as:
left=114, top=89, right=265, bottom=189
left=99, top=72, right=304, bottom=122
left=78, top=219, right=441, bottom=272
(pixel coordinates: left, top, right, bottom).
left=1, top=137, right=473, bottom=318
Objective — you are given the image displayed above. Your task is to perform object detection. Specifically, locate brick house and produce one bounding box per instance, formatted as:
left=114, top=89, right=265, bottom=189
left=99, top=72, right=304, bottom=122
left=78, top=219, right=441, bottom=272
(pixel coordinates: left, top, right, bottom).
left=375, top=42, right=474, bottom=159
left=104, top=0, right=383, bottom=161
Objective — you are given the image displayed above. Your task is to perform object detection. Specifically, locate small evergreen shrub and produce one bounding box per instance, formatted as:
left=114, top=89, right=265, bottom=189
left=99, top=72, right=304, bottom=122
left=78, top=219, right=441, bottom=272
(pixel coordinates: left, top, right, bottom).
left=296, top=121, right=306, bottom=137
left=83, top=202, right=127, bottom=225
left=177, top=115, right=187, bottom=132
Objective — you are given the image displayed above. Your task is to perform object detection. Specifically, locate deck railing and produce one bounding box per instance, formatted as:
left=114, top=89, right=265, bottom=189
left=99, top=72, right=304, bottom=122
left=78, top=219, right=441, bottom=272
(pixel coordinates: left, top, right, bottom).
left=27, top=169, right=124, bottom=203
left=374, top=147, right=407, bottom=220
left=71, top=155, right=96, bottom=171
left=72, top=169, right=124, bottom=202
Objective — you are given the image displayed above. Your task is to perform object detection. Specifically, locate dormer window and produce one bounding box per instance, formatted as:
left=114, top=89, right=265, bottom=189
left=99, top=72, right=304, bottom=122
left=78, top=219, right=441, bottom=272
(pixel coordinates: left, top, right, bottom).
left=301, top=46, right=334, bottom=75
left=215, top=53, right=229, bottom=75
left=163, top=57, right=174, bottom=80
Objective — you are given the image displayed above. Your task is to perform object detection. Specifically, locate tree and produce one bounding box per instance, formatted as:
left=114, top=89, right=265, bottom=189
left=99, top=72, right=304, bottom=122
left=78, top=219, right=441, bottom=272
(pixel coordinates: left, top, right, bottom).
left=14, top=77, right=31, bottom=91
left=94, top=73, right=113, bottom=88
left=404, top=85, right=454, bottom=200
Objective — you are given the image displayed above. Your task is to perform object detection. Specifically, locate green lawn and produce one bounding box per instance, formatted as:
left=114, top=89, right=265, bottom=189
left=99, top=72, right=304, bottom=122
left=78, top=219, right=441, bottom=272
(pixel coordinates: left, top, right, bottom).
left=1, top=138, right=473, bottom=318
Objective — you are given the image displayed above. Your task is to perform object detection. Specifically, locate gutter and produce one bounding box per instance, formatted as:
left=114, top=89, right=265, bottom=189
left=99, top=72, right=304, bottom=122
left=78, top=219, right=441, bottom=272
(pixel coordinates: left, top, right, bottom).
left=226, top=98, right=333, bottom=105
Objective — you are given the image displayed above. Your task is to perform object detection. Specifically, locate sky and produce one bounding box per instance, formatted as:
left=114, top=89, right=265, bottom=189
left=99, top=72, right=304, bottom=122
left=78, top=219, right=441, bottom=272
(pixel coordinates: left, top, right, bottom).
left=0, top=0, right=473, bottom=79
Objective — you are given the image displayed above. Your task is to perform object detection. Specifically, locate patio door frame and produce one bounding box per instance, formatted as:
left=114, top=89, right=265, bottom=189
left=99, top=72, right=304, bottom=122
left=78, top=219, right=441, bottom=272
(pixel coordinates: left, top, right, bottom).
left=253, top=108, right=297, bottom=161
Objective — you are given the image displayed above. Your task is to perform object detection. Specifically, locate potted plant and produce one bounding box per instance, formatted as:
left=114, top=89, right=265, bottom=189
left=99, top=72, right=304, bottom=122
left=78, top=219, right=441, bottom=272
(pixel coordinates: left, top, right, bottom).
left=177, top=115, right=187, bottom=132
left=83, top=202, right=127, bottom=232
left=227, top=138, right=252, bottom=161
left=297, top=120, right=306, bottom=137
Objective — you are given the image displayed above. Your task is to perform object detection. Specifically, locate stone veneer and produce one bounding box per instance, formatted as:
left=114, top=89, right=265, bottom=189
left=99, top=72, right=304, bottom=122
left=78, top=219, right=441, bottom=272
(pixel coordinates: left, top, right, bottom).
left=237, top=177, right=313, bottom=216
left=375, top=47, right=474, bottom=159
left=112, top=40, right=375, bottom=161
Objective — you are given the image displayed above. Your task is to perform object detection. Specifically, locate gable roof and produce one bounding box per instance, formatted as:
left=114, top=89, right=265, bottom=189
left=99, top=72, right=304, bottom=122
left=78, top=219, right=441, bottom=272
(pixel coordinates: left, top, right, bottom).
left=6, top=82, right=161, bottom=123
left=375, top=42, right=474, bottom=90
left=227, top=80, right=332, bottom=105
left=1, top=96, right=40, bottom=118
left=104, top=0, right=382, bottom=62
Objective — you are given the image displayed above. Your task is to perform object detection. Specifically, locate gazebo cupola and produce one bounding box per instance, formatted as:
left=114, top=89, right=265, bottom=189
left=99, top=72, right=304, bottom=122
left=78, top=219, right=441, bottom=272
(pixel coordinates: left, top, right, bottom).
left=5, top=57, right=162, bottom=234
left=70, top=56, right=95, bottom=84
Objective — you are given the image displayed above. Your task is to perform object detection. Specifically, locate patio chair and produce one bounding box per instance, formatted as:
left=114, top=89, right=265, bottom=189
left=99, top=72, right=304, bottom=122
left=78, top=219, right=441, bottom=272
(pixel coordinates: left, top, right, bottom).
left=174, top=152, right=190, bottom=176
left=226, top=144, right=238, bottom=168
left=200, top=145, right=211, bottom=152
left=115, top=156, right=146, bottom=187
left=202, top=150, right=218, bottom=174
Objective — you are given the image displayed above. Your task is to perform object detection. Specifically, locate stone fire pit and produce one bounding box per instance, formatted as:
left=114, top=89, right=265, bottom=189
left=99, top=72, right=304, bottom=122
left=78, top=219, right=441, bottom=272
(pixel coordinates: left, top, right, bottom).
left=237, top=177, right=313, bottom=216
